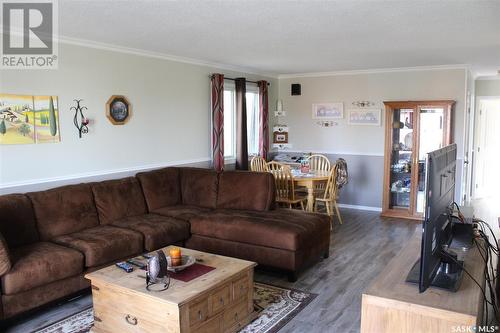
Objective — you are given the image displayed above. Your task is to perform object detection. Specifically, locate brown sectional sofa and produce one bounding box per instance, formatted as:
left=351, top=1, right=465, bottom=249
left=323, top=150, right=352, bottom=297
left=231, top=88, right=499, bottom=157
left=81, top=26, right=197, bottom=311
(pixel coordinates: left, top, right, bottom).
left=0, top=167, right=330, bottom=320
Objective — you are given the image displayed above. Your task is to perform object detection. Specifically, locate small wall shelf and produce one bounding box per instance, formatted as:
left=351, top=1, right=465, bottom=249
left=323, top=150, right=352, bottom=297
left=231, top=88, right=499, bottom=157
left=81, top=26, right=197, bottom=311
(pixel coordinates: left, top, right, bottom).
left=272, top=143, right=292, bottom=150
left=273, top=125, right=288, bottom=133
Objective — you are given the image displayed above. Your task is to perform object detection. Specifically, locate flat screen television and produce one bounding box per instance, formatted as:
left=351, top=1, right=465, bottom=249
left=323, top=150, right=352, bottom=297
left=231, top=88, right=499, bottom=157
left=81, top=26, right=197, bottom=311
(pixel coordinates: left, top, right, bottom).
left=406, top=143, right=466, bottom=293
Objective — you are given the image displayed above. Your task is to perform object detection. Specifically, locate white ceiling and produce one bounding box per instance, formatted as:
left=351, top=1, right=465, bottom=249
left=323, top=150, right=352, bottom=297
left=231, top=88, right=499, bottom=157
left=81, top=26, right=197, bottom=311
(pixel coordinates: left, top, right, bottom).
left=59, top=0, right=500, bottom=77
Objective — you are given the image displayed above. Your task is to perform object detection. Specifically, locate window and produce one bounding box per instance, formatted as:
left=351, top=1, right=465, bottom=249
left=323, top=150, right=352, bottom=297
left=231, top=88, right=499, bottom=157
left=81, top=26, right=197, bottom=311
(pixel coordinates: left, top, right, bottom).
left=223, top=86, right=235, bottom=159
left=246, top=86, right=260, bottom=156
left=222, top=83, right=260, bottom=159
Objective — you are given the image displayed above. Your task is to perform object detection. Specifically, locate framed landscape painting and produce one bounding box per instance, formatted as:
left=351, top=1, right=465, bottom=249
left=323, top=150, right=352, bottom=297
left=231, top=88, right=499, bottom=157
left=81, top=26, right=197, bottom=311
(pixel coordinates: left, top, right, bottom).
left=348, top=109, right=381, bottom=126
left=0, top=93, right=61, bottom=145
left=312, top=103, right=343, bottom=120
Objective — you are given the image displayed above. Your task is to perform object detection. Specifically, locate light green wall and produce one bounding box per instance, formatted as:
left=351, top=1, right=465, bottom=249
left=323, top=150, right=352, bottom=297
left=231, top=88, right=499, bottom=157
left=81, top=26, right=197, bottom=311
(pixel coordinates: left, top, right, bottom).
left=0, top=43, right=277, bottom=187
left=476, top=80, right=500, bottom=97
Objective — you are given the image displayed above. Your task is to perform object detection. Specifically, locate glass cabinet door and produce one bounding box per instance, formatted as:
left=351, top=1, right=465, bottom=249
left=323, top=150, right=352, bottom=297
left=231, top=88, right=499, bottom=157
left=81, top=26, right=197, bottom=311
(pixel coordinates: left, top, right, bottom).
left=416, top=107, right=446, bottom=213
left=389, top=108, right=415, bottom=210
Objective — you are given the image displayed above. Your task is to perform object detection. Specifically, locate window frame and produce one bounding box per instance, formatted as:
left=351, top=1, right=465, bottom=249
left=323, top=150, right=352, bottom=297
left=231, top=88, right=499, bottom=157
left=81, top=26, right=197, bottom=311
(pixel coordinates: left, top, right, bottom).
left=221, top=82, right=260, bottom=163
left=223, top=82, right=236, bottom=162
left=245, top=84, right=260, bottom=157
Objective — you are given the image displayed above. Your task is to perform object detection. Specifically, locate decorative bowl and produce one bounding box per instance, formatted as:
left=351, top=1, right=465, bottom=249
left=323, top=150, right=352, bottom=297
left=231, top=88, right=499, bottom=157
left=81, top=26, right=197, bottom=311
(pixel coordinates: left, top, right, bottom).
left=166, top=255, right=196, bottom=272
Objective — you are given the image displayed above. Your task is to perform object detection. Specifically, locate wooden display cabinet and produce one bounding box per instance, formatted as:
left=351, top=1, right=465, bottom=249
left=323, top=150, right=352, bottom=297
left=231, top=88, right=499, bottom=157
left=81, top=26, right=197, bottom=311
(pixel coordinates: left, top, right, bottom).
left=381, top=100, right=454, bottom=220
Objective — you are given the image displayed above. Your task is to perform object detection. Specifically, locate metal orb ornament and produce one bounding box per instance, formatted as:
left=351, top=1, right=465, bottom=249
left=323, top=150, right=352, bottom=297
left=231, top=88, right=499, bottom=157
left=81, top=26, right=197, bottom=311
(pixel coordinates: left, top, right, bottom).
left=146, top=250, right=170, bottom=291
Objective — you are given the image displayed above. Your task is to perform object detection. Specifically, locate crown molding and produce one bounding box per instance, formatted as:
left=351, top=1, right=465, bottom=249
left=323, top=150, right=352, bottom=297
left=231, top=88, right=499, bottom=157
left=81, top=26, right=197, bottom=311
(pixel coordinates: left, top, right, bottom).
left=57, top=35, right=279, bottom=79
left=277, top=64, right=469, bottom=79
left=475, top=76, right=500, bottom=81
left=55, top=36, right=473, bottom=81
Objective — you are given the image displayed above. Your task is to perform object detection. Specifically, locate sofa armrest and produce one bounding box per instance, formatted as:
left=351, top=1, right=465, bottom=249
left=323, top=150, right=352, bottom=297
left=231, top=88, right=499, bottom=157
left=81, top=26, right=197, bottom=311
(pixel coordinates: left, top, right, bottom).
left=0, top=233, right=11, bottom=276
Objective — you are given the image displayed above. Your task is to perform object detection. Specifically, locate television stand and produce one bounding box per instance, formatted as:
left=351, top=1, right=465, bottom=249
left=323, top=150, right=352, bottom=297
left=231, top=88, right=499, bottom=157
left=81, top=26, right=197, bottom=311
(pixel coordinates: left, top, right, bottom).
left=361, top=230, right=485, bottom=333
left=406, top=252, right=465, bottom=292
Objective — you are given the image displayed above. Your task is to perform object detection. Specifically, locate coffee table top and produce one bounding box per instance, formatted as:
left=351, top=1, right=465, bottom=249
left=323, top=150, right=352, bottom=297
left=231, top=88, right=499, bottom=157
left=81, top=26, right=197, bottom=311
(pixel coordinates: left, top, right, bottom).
left=85, top=246, right=256, bottom=306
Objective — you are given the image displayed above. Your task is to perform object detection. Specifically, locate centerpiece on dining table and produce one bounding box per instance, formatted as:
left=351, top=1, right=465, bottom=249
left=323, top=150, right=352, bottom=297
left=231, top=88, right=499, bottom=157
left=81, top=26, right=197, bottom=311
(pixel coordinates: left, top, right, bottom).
left=300, top=160, right=311, bottom=173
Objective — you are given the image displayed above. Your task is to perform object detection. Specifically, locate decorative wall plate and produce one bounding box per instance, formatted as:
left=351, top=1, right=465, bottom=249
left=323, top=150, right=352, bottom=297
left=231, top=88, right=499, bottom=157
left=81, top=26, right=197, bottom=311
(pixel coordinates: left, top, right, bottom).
left=106, top=95, right=131, bottom=125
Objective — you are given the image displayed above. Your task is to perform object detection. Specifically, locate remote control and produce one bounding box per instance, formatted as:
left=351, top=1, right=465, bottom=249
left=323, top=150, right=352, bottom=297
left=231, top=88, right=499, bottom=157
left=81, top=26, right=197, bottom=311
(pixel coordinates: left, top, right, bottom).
left=115, top=262, right=133, bottom=273
left=127, top=259, right=146, bottom=269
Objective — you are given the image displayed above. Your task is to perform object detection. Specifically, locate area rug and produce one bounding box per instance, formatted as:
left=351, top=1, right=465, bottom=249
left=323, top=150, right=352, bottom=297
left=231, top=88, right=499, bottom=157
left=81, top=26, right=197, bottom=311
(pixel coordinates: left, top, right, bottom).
left=36, top=282, right=317, bottom=333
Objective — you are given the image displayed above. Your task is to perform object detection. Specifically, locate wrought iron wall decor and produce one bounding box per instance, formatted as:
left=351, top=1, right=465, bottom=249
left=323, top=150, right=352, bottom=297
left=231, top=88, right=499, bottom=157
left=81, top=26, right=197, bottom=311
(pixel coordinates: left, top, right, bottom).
left=352, top=101, right=375, bottom=108
left=316, top=120, right=338, bottom=127
left=71, top=99, right=89, bottom=138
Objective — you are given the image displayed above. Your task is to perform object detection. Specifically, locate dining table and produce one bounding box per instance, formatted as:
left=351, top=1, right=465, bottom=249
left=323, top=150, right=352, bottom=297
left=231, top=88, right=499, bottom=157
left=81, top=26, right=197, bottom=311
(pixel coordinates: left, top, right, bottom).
left=290, top=169, right=330, bottom=212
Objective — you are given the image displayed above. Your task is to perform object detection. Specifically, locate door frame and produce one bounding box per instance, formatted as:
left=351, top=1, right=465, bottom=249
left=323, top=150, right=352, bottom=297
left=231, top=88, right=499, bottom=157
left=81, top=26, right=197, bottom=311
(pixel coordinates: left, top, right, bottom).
left=471, top=96, right=500, bottom=199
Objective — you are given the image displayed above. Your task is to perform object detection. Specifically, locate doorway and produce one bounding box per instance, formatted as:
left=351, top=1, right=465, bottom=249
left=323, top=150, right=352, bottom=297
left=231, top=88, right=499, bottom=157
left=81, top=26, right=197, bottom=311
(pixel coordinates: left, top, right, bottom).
left=473, top=97, right=500, bottom=200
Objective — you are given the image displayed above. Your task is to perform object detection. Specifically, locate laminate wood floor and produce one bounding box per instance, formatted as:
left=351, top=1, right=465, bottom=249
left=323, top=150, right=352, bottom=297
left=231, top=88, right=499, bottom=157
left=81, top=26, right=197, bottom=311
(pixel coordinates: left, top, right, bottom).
left=3, top=208, right=418, bottom=333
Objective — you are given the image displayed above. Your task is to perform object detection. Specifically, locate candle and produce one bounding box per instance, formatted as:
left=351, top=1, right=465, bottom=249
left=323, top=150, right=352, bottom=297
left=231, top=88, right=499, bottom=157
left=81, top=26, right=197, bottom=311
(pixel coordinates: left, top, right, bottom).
left=169, top=247, right=182, bottom=266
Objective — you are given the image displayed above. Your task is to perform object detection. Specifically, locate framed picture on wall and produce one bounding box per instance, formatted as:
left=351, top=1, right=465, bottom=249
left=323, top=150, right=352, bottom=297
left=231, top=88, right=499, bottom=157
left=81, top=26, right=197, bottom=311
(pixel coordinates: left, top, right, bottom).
left=312, top=102, right=343, bottom=120
left=106, top=95, right=131, bottom=125
left=273, top=131, right=288, bottom=143
left=347, top=109, right=381, bottom=126
left=0, top=93, right=61, bottom=145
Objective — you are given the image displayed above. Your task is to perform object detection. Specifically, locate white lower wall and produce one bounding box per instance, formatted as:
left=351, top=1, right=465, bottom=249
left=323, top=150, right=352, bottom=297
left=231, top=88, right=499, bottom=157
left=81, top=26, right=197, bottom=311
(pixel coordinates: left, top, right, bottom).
left=0, top=43, right=277, bottom=190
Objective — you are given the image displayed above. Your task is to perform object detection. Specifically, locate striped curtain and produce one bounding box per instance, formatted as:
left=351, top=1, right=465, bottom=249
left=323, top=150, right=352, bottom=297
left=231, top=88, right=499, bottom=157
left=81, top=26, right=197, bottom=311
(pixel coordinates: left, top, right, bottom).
left=258, top=80, right=269, bottom=160
left=211, top=74, right=224, bottom=172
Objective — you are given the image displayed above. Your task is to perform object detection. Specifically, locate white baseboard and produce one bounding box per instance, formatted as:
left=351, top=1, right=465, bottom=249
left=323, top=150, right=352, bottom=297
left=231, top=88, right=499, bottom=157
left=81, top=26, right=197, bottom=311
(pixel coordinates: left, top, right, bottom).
left=0, top=157, right=211, bottom=195
left=337, top=203, right=382, bottom=212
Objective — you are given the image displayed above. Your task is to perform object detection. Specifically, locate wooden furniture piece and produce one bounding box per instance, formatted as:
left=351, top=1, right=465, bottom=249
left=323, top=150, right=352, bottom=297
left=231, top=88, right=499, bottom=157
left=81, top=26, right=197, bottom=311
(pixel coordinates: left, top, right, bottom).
left=86, top=246, right=257, bottom=333
left=314, top=166, right=342, bottom=228
left=306, top=154, right=331, bottom=193
left=250, top=156, right=268, bottom=172
left=306, top=154, right=331, bottom=172
left=266, top=161, right=288, bottom=172
left=292, top=170, right=330, bottom=212
left=382, top=100, right=454, bottom=220
left=361, top=231, right=485, bottom=333
left=271, top=167, right=306, bottom=210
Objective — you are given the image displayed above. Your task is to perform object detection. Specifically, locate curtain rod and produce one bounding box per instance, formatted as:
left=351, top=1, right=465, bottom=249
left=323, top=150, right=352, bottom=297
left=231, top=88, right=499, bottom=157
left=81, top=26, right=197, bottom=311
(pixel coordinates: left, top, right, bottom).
left=210, top=74, right=270, bottom=86
left=224, top=77, right=270, bottom=86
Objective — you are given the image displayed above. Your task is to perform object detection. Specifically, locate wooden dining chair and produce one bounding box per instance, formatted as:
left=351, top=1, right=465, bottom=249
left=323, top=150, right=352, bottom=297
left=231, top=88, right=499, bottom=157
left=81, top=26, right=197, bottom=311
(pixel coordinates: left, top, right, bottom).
left=306, top=154, right=331, bottom=193
left=314, top=165, right=343, bottom=229
left=271, top=166, right=306, bottom=210
left=306, top=154, right=331, bottom=172
left=267, top=161, right=287, bottom=172
left=250, top=156, right=269, bottom=172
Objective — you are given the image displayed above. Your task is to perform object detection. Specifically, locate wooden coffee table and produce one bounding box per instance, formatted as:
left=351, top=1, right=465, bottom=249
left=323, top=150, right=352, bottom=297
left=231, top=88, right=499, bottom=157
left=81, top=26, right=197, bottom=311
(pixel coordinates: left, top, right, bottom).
left=85, top=246, right=257, bottom=333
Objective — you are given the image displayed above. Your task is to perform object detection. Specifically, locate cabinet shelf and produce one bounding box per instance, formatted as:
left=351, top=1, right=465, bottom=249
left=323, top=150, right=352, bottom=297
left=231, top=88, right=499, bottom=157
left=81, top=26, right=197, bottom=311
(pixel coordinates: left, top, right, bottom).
left=382, top=100, right=455, bottom=220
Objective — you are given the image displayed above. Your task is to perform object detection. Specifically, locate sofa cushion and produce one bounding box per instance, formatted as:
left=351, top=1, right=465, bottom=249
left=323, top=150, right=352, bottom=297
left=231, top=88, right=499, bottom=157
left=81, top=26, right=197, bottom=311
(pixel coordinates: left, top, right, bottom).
left=189, top=210, right=329, bottom=251
left=52, top=226, right=143, bottom=267
left=2, top=275, right=90, bottom=319
left=0, top=234, right=11, bottom=276
left=137, top=168, right=181, bottom=211
left=1, top=242, right=84, bottom=295
left=91, top=177, right=147, bottom=225
left=112, top=214, right=190, bottom=251
left=217, top=171, right=275, bottom=211
left=180, top=168, right=218, bottom=209
left=0, top=194, right=39, bottom=247
left=152, top=205, right=211, bottom=221
left=28, top=184, right=99, bottom=241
